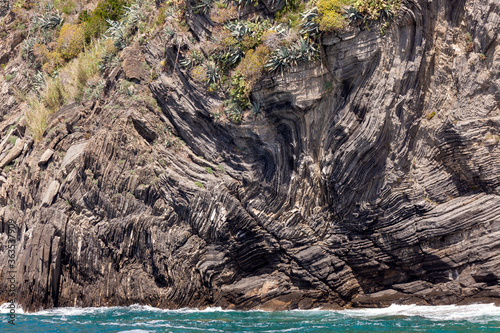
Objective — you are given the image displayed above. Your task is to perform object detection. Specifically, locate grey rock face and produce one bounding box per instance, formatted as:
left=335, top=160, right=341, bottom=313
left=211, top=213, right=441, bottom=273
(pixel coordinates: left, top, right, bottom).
left=60, top=142, right=87, bottom=171
left=38, top=149, right=54, bottom=167
left=41, top=181, right=60, bottom=208
left=0, top=0, right=499, bottom=311
left=0, top=138, right=23, bottom=168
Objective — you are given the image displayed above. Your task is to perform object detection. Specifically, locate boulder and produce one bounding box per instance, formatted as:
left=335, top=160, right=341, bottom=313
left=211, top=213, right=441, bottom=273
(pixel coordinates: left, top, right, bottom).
left=60, top=142, right=87, bottom=170
left=0, top=138, right=23, bottom=168
left=41, top=180, right=60, bottom=207
left=38, top=148, right=55, bottom=166
left=120, top=42, right=146, bottom=82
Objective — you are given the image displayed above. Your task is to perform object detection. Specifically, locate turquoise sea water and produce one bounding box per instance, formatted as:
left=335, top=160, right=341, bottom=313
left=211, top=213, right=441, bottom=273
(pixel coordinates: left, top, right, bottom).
left=2, top=303, right=500, bottom=332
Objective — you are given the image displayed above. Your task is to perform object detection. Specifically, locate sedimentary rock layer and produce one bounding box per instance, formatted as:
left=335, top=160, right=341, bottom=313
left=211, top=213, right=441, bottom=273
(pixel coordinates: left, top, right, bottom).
left=0, top=0, right=499, bottom=311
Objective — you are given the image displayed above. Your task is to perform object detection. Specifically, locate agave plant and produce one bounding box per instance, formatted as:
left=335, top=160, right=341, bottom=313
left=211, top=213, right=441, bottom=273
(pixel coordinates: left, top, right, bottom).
left=265, top=39, right=319, bottom=74
left=380, top=7, right=395, bottom=20
left=193, top=0, right=212, bottom=15
left=32, top=71, right=46, bottom=90
left=181, top=50, right=205, bottom=69
left=43, top=1, right=53, bottom=11
left=250, top=100, right=261, bottom=114
left=226, top=47, right=244, bottom=65
left=124, top=3, right=144, bottom=26
left=105, top=19, right=127, bottom=49
left=21, top=37, right=39, bottom=63
left=225, top=21, right=249, bottom=39
left=180, top=57, right=193, bottom=69
left=214, top=46, right=244, bottom=69
left=224, top=101, right=243, bottom=123
left=343, top=7, right=363, bottom=24
left=295, top=38, right=319, bottom=62
left=33, top=10, right=63, bottom=30
left=206, top=62, right=220, bottom=85
left=265, top=46, right=292, bottom=74
left=299, top=8, right=319, bottom=38
left=164, top=26, right=176, bottom=38
left=269, top=23, right=287, bottom=36
left=232, top=0, right=257, bottom=7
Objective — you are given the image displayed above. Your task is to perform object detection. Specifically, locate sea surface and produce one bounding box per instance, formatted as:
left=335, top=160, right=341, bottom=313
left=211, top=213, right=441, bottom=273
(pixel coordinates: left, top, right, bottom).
left=1, top=303, right=500, bottom=332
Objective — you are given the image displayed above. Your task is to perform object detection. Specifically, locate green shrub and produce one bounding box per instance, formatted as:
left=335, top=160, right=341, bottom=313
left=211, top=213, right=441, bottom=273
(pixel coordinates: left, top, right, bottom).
left=53, top=0, right=76, bottom=15
left=275, top=0, right=305, bottom=29
left=354, top=0, right=400, bottom=20
left=79, top=0, right=128, bottom=43
left=230, top=74, right=250, bottom=109
left=324, top=80, right=333, bottom=92
left=235, top=45, right=269, bottom=87
left=57, top=24, right=85, bottom=61
left=7, top=135, right=18, bottom=145
left=465, top=32, right=474, bottom=52
left=33, top=44, right=64, bottom=74
left=194, top=181, right=204, bottom=188
left=317, top=0, right=353, bottom=31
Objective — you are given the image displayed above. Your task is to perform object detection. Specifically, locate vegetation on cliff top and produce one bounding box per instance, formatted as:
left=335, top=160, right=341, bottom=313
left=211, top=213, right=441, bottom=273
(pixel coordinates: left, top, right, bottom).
left=4, top=0, right=400, bottom=141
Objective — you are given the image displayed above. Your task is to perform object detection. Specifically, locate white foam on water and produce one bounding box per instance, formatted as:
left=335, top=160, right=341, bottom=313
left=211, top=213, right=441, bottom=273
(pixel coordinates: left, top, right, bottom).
left=117, top=330, right=152, bottom=333
left=12, top=302, right=500, bottom=323
left=0, top=302, right=24, bottom=314
left=335, top=303, right=500, bottom=321
left=27, top=306, right=114, bottom=316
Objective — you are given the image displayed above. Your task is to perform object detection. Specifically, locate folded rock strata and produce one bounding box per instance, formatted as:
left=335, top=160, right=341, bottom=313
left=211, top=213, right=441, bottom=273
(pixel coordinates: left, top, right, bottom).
left=0, top=0, right=499, bottom=311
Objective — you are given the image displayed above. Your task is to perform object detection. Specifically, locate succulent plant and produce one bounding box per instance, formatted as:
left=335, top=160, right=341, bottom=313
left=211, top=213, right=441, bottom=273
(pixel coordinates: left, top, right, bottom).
left=21, top=37, right=39, bottom=63
left=33, top=10, right=63, bottom=30
left=124, top=3, right=144, bottom=26
left=214, top=46, right=244, bottom=69
left=295, top=38, right=318, bottom=62
left=193, top=0, right=212, bottom=15
left=250, top=100, right=261, bottom=114
left=224, top=101, right=243, bottom=123
left=105, top=19, right=127, bottom=49
left=32, top=71, right=46, bottom=90
left=206, top=62, right=220, bottom=85
left=299, top=8, right=320, bottom=37
left=181, top=50, right=205, bottom=69
left=225, top=21, right=250, bottom=39
left=164, top=26, right=176, bottom=37
left=343, top=7, right=363, bottom=24
left=180, top=58, right=193, bottom=69
left=265, top=46, right=290, bottom=74
left=269, top=23, right=287, bottom=36
left=265, top=38, right=319, bottom=74
left=231, top=0, right=257, bottom=7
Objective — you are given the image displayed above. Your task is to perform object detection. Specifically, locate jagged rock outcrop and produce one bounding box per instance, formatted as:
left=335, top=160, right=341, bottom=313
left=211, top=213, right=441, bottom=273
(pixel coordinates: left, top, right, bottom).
left=0, top=0, right=499, bottom=311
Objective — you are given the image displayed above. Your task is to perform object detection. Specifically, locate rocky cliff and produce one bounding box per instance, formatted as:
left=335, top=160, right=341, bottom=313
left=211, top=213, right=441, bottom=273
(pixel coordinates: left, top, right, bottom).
left=0, top=0, right=499, bottom=311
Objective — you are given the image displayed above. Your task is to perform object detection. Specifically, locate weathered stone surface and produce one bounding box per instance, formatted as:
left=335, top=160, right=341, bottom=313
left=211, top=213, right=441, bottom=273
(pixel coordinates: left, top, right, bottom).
left=0, top=137, right=23, bottom=168
left=38, top=148, right=54, bottom=166
left=130, top=114, right=158, bottom=143
left=60, top=142, right=87, bottom=171
left=120, top=42, right=147, bottom=82
left=41, top=180, right=60, bottom=207
left=0, top=0, right=499, bottom=312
